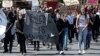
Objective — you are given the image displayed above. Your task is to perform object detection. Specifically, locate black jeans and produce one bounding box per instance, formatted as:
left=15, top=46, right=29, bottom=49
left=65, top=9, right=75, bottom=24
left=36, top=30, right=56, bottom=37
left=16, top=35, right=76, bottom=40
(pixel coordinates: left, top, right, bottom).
left=92, top=26, right=99, bottom=40
left=4, top=23, right=13, bottom=52
left=4, top=33, right=13, bottom=52
left=16, top=33, right=26, bottom=53
left=56, top=31, right=64, bottom=51
left=34, top=41, right=40, bottom=51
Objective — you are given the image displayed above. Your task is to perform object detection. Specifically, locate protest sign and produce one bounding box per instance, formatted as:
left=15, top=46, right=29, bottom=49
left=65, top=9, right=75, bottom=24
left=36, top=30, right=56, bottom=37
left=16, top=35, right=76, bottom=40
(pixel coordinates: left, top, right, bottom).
left=24, top=11, right=58, bottom=42
left=63, top=0, right=79, bottom=6
left=2, top=0, right=13, bottom=7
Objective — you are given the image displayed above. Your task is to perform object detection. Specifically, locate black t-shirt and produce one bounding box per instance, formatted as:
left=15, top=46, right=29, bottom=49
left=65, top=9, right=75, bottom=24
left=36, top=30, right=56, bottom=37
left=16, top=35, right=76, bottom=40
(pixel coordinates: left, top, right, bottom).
left=64, top=20, right=68, bottom=28
left=56, top=19, right=65, bottom=32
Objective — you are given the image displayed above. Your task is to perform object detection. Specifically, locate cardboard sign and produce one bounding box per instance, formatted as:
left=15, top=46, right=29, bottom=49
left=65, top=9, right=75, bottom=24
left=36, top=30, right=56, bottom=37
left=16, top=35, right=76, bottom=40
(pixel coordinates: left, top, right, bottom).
left=87, top=0, right=98, bottom=5
left=63, top=0, right=79, bottom=6
left=2, top=0, right=13, bottom=7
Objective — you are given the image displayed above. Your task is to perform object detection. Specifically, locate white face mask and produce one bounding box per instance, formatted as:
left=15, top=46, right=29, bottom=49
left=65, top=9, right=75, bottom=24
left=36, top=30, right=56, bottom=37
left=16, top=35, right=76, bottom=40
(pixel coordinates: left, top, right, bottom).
left=56, top=13, right=60, bottom=19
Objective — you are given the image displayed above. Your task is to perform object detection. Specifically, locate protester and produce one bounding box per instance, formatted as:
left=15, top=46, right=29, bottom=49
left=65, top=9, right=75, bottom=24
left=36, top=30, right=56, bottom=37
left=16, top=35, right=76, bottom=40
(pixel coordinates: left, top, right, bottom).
left=67, top=11, right=75, bottom=43
left=92, top=12, right=100, bottom=42
left=63, top=13, right=69, bottom=51
left=4, top=8, right=15, bottom=53
left=56, top=13, right=66, bottom=54
left=76, top=9, right=89, bottom=54
left=16, top=7, right=26, bottom=54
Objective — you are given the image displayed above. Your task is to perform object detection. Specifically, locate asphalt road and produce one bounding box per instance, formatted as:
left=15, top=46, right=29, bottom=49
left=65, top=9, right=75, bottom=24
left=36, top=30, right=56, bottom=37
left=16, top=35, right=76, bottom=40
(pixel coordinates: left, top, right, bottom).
left=0, top=37, right=100, bottom=56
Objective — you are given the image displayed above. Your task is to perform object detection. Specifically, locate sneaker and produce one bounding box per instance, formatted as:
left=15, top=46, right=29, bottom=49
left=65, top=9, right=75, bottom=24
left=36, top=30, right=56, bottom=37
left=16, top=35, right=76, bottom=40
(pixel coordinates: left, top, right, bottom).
left=65, top=48, right=68, bottom=51
left=82, top=50, right=85, bottom=54
left=17, top=44, right=20, bottom=47
left=78, top=50, right=81, bottom=54
left=1, top=43, right=4, bottom=47
left=59, top=51, right=64, bottom=55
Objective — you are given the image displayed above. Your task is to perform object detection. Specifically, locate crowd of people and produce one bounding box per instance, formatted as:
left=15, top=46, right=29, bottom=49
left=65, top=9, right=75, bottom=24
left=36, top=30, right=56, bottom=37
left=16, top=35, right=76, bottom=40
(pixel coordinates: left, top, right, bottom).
left=0, top=4, right=100, bottom=55
left=54, top=4, right=100, bottom=54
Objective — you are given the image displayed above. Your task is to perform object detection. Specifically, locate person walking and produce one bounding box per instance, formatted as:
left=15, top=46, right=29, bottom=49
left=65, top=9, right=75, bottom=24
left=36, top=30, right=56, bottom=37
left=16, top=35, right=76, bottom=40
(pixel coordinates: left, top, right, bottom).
left=4, top=8, right=15, bottom=53
left=63, top=14, right=69, bottom=50
left=67, top=11, right=75, bottom=43
left=76, top=10, right=89, bottom=54
left=56, top=13, right=65, bottom=54
left=16, top=8, right=26, bottom=54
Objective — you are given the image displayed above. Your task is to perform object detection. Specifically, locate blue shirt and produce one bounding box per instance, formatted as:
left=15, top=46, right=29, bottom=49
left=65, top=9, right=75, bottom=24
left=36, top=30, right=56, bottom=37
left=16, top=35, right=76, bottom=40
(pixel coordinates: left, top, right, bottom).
left=67, top=15, right=74, bottom=24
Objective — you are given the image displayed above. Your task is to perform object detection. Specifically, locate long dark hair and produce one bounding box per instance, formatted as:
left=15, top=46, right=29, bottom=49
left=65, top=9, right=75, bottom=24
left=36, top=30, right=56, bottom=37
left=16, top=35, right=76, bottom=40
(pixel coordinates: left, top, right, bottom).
left=84, top=12, right=87, bottom=18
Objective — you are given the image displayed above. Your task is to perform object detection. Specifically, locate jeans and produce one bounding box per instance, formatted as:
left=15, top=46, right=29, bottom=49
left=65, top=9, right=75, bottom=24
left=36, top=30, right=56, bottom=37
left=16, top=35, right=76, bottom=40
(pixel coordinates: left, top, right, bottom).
left=78, top=27, right=88, bottom=50
left=63, top=28, right=68, bottom=49
left=86, top=28, right=92, bottom=49
left=68, top=24, right=74, bottom=43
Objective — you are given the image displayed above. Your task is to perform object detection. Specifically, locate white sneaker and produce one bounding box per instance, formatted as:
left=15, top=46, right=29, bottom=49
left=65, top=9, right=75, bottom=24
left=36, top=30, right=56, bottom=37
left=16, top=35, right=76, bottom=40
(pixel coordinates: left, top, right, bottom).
left=78, top=50, right=81, bottom=54
left=82, top=50, right=85, bottom=54
left=1, top=43, right=4, bottom=47
left=17, top=44, right=20, bottom=47
left=59, top=51, right=64, bottom=54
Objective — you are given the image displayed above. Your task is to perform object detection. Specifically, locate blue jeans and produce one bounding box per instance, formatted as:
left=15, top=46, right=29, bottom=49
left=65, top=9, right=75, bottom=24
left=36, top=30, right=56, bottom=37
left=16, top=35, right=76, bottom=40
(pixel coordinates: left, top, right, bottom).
left=86, top=28, right=92, bottom=49
left=78, top=27, right=88, bottom=50
left=63, top=28, right=68, bottom=49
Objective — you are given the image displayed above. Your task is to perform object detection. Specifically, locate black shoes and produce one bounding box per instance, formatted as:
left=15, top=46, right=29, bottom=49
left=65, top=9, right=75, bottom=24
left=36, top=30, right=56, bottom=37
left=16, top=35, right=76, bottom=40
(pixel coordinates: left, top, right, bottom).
left=3, top=51, right=8, bottom=53
left=94, top=39, right=98, bottom=42
left=65, top=48, right=68, bottom=51
left=34, top=48, right=40, bottom=51
left=3, top=50, right=12, bottom=53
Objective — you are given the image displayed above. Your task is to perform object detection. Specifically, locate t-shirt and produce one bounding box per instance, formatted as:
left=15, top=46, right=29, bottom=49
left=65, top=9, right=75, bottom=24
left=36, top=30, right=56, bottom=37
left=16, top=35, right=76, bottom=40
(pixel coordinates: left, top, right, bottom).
left=56, top=19, right=64, bottom=32
left=78, top=14, right=89, bottom=27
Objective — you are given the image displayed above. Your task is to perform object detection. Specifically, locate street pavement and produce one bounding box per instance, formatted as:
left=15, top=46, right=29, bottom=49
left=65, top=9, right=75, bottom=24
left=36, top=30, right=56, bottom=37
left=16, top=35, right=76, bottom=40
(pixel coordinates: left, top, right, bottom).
left=0, top=38, right=100, bottom=56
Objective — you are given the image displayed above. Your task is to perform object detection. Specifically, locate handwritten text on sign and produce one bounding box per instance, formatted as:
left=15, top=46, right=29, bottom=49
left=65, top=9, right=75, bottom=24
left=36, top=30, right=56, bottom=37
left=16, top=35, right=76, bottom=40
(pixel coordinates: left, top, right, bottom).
left=24, top=11, right=58, bottom=42
left=24, top=11, right=49, bottom=40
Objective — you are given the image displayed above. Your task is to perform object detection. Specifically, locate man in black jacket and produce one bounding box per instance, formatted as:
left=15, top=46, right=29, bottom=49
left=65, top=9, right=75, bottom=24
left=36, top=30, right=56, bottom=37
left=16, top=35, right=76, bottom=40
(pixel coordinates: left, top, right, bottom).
left=92, top=14, right=100, bottom=42
left=4, top=8, right=16, bottom=53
